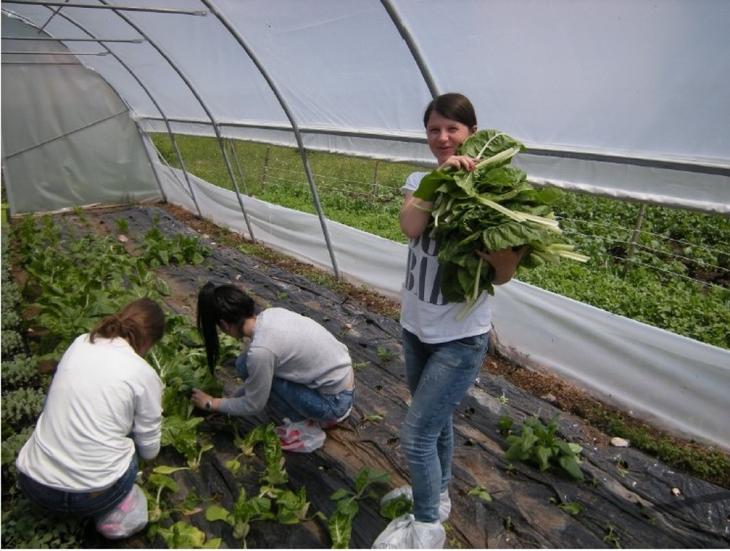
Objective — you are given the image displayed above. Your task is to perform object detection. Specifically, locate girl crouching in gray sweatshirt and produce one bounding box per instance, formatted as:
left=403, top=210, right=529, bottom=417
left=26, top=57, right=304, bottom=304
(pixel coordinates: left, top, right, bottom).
left=191, top=282, right=354, bottom=447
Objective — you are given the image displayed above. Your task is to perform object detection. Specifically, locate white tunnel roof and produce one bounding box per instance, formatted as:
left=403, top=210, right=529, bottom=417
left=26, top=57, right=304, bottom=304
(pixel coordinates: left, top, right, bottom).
left=2, top=0, right=730, bottom=212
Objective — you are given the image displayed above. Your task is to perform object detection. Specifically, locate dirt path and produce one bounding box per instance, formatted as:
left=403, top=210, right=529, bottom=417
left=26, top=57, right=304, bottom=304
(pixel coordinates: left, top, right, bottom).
left=76, top=205, right=729, bottom=548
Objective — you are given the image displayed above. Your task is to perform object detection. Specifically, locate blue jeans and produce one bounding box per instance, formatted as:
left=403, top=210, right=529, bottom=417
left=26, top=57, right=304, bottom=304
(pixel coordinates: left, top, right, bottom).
left=235, top=353, right=353, bottom=423
left=401, top=328, right=489, bottom=523
left=18, top=455, right=138, bottom=519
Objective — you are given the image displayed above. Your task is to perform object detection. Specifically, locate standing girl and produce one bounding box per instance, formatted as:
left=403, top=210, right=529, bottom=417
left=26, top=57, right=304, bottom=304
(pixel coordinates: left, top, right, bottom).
left=374, top=93, right=526, bottom=548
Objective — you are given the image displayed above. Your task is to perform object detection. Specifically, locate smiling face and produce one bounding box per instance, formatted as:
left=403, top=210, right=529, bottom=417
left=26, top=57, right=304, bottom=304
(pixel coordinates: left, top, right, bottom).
left=426, top=110, right=475, bottom=165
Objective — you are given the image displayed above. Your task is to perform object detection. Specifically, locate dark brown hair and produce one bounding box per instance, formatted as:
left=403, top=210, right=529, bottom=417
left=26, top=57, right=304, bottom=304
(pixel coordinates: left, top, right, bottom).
left=90, top=298, right=165, bottom=355
left=423, top=92, right=477, bottom=129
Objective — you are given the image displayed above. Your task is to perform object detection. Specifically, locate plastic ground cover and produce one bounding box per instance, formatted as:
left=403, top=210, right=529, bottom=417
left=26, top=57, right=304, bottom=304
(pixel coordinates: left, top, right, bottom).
left=53, top=206, right=730, bottom=548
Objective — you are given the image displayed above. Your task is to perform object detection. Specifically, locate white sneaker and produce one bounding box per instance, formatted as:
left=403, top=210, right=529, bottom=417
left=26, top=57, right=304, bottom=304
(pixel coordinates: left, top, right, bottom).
left=372, top=513, right=445, bottom=549
left=380, top=485, right=451, bottom=522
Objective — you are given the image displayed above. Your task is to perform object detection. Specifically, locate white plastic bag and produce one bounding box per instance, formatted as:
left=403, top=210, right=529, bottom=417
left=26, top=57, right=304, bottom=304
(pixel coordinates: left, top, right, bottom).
left=95, top=483, right=148, bottom=539
left=372, top=513, right=445, bottom=549
left=276, top=418, right=326, bottom=453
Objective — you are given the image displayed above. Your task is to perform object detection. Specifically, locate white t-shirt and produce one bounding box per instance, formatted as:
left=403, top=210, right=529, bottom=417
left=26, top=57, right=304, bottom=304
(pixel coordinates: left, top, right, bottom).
left=400, top=172, right=492, bottom=343
left=16, top=334, right=162, bottom=492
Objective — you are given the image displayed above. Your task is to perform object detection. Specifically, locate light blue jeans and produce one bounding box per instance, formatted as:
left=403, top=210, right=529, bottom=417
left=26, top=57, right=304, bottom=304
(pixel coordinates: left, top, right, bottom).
left=235, top=353, right=353, bottom=423
left=401, top=328, right=489, bottom=523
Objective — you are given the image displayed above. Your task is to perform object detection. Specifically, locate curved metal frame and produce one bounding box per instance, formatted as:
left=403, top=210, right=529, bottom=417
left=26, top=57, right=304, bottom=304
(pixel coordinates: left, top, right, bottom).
left=46, top=8, right=203, bottom=217
left=94, top=0, right=255, bottom=240
left=6, top=1, right=208, bottom=16
left=3, top=0, right=727, bottom=223
left=380, top=0, right=440, bottom=100
left=200, top=0, right=340, bottom=279
left=1, top=9, right=169, bottom=205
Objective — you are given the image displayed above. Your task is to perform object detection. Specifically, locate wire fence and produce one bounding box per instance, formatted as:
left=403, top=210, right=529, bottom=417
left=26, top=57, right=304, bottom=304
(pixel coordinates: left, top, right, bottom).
left=561, top=228, right=728, bottom=291
left=559, top=216, right=730, bottom=258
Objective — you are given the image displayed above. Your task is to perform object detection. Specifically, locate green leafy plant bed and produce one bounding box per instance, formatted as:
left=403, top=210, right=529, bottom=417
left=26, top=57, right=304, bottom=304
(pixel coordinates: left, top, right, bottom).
left=0, top=210, right=403, bottom=549
left=500, top=415, right=585, bottom=480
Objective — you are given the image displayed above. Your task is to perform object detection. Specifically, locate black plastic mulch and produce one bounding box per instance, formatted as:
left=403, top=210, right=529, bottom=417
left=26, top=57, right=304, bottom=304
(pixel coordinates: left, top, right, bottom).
left=82, top=206, right=729, bottom=548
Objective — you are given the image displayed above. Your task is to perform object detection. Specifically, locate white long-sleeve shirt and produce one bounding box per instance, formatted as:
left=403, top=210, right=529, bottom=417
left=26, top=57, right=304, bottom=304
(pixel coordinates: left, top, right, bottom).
left=16, top=334, right=162, bottom=492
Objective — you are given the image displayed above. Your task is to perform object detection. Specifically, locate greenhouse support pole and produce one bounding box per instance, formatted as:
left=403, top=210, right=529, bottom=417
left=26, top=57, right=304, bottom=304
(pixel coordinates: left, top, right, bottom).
left=97, top=0, right=255, bottom=239
left=2, top=11, right=172, bottom=205
left=3, top=49, right=110, bottom=56
left=36, top=0, right=68, bottom=33
left=201, top=0, right=341, bottom=279
left=3, top=36, right=144, bottom=43
left=380, top=0, right=440, bottom=99
left=46, top=10, right=206, bottom=214
left=4, top=110, right=129, bottom=159
left=142, top=116, right=428, bottom=145
left=7, top=1, right=208, bottom=15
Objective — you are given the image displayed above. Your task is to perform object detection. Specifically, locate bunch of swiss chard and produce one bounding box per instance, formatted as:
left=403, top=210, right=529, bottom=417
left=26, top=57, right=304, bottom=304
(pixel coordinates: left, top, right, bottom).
left=422, top=129, right=588, bottom=305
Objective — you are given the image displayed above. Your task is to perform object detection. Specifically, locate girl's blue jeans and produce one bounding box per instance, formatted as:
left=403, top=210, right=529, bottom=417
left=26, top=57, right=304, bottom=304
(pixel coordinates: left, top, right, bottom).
left=235, top=353, right=353, bottom=423
left=401, top=328, right=489, bottom=523
left=18, top=455, right=138, bottom=518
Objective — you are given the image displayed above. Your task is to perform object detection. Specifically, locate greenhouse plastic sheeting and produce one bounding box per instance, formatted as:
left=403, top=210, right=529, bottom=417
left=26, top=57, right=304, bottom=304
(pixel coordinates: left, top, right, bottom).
left=159, top=165, right=730, bottom=451
left=1, top=15, right=161, bottom=214
left=156, top=165, right=405, bottom=298
left=3, top=1, right=729, bottom=213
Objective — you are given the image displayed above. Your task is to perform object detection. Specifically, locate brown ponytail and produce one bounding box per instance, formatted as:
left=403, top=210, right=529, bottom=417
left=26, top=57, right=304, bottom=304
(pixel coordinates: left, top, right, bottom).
left=90, top=298, right=165, bottom=355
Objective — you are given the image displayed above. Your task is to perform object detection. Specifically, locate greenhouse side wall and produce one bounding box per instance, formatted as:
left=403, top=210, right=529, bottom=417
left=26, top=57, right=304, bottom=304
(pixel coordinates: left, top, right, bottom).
left=158, top=164, right=730, bottom=452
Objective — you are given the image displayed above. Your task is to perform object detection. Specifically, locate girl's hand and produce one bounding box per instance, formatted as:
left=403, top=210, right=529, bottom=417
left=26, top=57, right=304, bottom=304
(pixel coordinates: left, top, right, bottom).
left=477, top=246, right=530, bottom=285
left=191, top=388, right=218, bottom=412
left=439, top=155, right=477, bottom=172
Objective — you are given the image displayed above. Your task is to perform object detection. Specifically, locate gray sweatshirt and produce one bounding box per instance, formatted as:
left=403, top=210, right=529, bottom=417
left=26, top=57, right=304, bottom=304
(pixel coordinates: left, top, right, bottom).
left=218, top=308, right=354, bottom=416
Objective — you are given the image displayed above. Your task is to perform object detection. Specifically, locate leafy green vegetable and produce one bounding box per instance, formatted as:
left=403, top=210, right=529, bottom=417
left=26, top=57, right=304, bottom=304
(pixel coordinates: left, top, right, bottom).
left=158, top=520, right=220, bottom=549
left=328, top=467, right=390, bottom=548
left=504, top=415, right=584, bottom=481
left=379, top=494, right=412, bottom=520
left=468, top=485, right=493, bottom=503
left=558, top=501, right=584, bottom=515
left=206, top=424, right=311, bottom=546
left=424, top=129, right=588, bottom=305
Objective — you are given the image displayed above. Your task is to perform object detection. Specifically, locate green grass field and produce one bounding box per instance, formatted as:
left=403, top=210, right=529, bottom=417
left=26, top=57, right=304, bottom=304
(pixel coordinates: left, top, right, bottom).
left=152, top=134, right=730, bottom=350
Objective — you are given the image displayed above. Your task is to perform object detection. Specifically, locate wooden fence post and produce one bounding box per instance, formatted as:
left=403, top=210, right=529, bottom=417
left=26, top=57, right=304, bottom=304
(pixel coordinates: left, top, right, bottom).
left=627, top=203, right=647, bottom=258
left=261, top=146, right=271, bottom=190
left=372, top=160, right=380, bottom=200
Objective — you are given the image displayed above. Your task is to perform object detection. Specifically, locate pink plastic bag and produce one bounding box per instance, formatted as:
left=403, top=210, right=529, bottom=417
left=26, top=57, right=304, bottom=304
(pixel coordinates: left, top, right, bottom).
left=95, top=484, right=148, bottom=539
left=276, top=418, right=326, bottom=453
